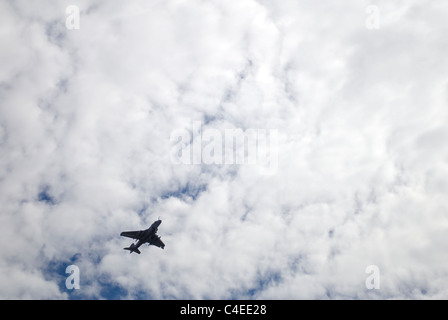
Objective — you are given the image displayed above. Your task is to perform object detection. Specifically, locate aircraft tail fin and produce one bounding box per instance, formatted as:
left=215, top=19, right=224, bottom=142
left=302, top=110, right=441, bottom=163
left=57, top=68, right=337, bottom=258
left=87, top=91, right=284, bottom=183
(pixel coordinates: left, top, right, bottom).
left=124, top=243, right=141, bottom=254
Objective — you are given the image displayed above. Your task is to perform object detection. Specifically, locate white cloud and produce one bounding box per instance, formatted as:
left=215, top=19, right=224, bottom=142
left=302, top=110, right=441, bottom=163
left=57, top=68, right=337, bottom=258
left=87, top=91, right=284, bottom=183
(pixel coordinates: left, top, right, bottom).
left=0, top=0, right=447, bottom=299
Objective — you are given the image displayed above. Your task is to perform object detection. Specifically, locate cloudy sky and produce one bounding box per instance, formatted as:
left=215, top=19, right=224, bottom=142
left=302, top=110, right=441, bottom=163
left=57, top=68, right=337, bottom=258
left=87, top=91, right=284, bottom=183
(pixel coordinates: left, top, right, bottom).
left=1, top=0, right=448, bottom=299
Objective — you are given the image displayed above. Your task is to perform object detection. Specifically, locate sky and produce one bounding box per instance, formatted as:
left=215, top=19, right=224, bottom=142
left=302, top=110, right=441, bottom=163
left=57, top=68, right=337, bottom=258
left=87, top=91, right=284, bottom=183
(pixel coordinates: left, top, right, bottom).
left=0, top=0, right=448, bottom=299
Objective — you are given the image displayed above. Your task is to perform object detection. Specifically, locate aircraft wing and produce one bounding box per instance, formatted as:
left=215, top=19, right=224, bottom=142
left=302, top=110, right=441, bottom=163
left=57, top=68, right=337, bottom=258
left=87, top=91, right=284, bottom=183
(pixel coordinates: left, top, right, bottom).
left=120, top=230, right=144, bottom=240
left=151, top=236, right=165, bottom=249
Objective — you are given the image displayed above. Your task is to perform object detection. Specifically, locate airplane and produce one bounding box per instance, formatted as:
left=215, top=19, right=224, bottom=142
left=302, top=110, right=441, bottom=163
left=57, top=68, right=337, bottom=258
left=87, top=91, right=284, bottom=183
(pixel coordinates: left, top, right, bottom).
left=120, top=219, right=165, bottom=254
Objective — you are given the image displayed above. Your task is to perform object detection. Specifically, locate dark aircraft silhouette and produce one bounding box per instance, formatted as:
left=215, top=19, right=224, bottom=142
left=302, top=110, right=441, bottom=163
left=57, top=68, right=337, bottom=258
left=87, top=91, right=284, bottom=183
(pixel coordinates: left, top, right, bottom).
left=120, top=219, right=165, bottom=254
